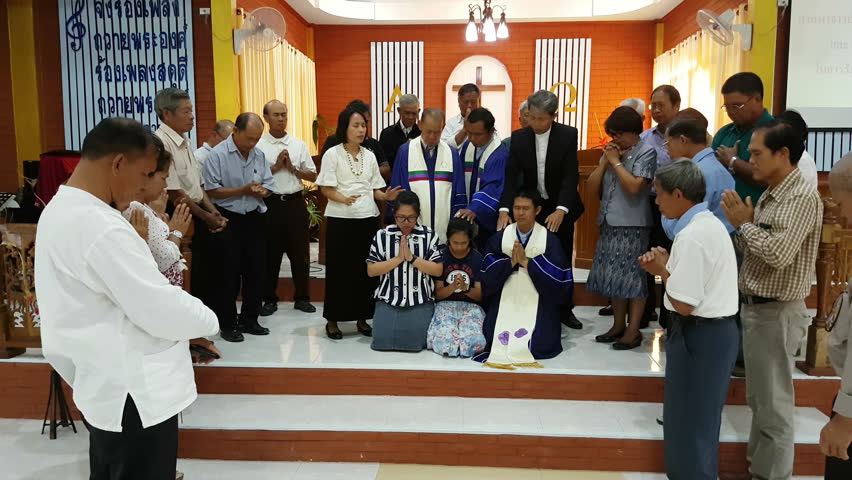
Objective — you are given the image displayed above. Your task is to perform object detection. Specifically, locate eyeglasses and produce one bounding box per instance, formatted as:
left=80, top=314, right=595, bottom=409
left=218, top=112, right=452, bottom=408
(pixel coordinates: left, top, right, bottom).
left=395, top=215, right=418, bottom=223
left=721, top=97, right=752, bottom=112
left=648, top=103, right=668, bottom=111
left=662, top=140, right=671, bottom=147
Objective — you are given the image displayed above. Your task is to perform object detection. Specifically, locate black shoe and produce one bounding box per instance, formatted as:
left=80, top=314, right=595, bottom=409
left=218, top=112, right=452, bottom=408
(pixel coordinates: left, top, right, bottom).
left=561, top=312, right=583, bottom=330
left=613, top=334, right=643, bottom=350
left=220, top=329, right=244, bottom=343
left=260, top=301, right=278, bottom=317
left=595, top=330, right=624, bottom=343
left=598, top=305, right=613, bottom=316
left=639, top=311, right=657, bottom=329
left=294, top=300, right=316, bottom=313
left=357, top=322, right=373, bottom=337
left=326, top=323, right=343, bottom=340
left=240, top=322, right=270, bottom=336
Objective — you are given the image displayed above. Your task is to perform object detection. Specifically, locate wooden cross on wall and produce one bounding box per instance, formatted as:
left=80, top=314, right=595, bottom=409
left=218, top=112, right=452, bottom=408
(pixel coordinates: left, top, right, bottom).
left=452, top=66, right=506, bottom=92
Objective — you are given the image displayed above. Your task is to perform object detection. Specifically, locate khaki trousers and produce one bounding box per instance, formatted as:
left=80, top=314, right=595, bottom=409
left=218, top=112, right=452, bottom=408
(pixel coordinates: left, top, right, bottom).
left=741, top=299, right=810, bottom=480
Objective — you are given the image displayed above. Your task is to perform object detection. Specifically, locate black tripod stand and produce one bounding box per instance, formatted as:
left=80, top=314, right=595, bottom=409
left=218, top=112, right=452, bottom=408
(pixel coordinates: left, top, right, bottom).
left=42, top=369, right=77, bottom=439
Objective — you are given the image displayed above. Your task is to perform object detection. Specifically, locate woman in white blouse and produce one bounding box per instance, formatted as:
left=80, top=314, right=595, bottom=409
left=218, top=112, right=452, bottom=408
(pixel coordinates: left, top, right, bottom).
left=316, top=106, right=402, bottom=339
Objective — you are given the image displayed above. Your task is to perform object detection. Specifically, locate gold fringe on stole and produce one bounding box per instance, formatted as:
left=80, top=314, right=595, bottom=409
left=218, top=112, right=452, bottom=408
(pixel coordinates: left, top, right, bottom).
left=484, top=362, right=516, bottom=370
left=513, top=362, right=544, bottom=369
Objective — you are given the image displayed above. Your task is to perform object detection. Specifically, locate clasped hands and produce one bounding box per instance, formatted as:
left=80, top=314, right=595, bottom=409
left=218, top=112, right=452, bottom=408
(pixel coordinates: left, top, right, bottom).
left=510, top=240, right=529, bottom=269
left=720, top=190, right=754, bottom=229
left=638, top=247, right=669, bottom=277
left=602, top=142, right=624, bottom=168
left=451, top=273, right=470, bottom=292
left=243, top=182, right=270, bottom=198
left=397, top=235, right=415, bottom=263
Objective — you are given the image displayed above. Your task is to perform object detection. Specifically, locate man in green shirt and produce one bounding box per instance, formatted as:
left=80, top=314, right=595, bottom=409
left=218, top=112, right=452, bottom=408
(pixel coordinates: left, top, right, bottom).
left=712, top=72, right=774, bottom=203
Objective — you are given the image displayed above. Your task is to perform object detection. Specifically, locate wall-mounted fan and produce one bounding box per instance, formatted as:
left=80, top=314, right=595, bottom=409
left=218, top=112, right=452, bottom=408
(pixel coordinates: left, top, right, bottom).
left=233, top=7, right=287, bottom=55
left=696, top=9, right=753, bottom=51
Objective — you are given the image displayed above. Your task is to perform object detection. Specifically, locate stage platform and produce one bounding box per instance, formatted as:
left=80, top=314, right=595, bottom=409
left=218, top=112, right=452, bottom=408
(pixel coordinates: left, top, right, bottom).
left=0, top=305, right=839, bottom=475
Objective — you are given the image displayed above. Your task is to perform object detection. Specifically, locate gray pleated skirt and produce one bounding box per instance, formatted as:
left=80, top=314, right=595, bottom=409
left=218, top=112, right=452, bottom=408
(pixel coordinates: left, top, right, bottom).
left=371, top=301, right=435, bottom=352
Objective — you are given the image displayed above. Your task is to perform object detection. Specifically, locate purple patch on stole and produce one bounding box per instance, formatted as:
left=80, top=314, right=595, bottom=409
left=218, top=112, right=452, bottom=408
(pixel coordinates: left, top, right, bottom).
left=498, top=331, right=510, bottom=345
left=514, top=328, right=528, bottom=338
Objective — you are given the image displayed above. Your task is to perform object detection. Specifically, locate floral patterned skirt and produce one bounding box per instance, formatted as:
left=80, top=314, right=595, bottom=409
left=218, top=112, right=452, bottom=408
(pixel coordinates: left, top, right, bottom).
left=427, top=301, right=487, bottom=358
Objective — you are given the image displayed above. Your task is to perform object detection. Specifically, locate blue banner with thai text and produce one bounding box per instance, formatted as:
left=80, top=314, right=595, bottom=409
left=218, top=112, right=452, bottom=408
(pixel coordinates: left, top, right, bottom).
left=59, top=0, right=197, bottom=149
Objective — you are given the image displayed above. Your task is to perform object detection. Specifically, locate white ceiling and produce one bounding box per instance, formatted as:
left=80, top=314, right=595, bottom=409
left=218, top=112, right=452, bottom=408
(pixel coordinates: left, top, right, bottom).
left=284, top=0, right=685, bottom=25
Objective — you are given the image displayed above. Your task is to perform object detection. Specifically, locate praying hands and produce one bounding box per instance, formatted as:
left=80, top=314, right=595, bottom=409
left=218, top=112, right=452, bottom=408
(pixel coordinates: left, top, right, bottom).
left=638, top=247, right=669, bottom=278
left=720, top=189, right=754, bottom=229
left=511, top=240, right=528, bottom=269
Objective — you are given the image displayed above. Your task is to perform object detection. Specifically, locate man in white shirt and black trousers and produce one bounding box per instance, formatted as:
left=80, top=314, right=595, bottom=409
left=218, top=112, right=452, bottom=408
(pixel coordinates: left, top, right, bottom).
left=639, top=160, right=739, bottom=480
left=256, top=100, right=318, bottom=316
left=35, top=118, right=220, bottom=479
left=498, top=90, right=585, bottom=329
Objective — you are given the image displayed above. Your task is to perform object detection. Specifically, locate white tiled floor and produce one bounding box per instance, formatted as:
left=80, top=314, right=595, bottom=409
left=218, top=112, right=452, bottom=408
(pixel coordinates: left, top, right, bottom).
left=181, top=394, right=828, bottom=444
left=3, top=306, right=828, bottom=380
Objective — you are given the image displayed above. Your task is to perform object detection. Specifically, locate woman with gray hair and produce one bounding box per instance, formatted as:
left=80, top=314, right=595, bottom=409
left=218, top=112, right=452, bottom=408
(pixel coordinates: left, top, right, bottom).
left=639, top=159, right=739, bottom=480
left=587, top=106, right=657, bottom=349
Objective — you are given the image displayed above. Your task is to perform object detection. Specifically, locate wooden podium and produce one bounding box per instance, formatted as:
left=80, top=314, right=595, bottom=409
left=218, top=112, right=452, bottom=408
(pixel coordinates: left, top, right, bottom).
left=574, top=148, right=603, bottom=269
left=0, top=223, right=41, bottom=358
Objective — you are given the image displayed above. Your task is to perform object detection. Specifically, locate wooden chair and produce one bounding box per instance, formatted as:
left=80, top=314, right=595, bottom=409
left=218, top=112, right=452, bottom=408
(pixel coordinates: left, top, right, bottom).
left=798, top=197, right=852, bottom=376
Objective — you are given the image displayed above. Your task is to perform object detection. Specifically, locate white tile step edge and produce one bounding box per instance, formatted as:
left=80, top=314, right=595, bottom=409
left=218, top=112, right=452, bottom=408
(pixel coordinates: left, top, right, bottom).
left=180, top=394, right=827, bottom=444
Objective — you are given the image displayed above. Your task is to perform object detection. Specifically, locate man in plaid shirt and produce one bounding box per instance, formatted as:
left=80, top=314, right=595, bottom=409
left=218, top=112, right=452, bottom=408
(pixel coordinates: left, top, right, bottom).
left=721, top=119, right=823, bottom=480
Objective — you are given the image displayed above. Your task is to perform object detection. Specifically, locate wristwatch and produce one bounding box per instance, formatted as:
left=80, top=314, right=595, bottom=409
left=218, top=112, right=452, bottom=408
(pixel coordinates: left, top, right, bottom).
left=728, top=156, right=738, bottom=174
left=170, top=230, right=184, bottom=239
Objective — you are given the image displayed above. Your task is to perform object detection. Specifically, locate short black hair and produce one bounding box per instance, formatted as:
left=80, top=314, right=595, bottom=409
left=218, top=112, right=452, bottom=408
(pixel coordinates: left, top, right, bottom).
left=604, top=106, right=644, bottom=136
left=466, top=108, right=495, bottom=131
left=235, top=112, right=262, bottom=131
left=721, top=72, right=764, bottom=98
left=514, top=189, right=543, bottom=208
left=652, top=85, right=681, bottom=106
left=666, top=118, right=707, bottom=144
left=779, top=109, right=809, bottom=144
left=336, top=107, right=367, bottom=144
left=673, top=108, right=709, bottom=132
left=346, top=100, right=370, bottom=115
left=81, top=118, right=155, bottom=161
left=446, top=217, right=476, bottom=242
left=148, top=133, right=173, bottom=173
left=754, top=119, right=805, bottom=165
left=458, top=83, right=480, bottom=98
left=394, top=190, right=421, bottom=217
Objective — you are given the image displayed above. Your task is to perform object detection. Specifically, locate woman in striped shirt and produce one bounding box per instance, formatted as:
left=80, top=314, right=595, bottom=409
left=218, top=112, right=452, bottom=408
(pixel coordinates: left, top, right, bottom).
left=367, top=191, right=444, bottom=351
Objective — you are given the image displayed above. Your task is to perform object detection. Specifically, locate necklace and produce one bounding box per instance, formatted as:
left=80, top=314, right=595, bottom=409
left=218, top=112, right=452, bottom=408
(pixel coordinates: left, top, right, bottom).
left=344, top=146, right=364, bottom=176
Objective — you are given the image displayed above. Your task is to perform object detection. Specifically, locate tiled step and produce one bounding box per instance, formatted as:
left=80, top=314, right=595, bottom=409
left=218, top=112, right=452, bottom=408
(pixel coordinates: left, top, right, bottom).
left=177, top=394, right=828, bottom=474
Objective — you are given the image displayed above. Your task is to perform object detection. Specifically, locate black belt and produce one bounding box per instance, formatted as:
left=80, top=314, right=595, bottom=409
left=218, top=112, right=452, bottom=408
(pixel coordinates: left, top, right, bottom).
left=671, top=313, right=735, bottom=326
left=269, top=192, right=303, bottom=202
left=741, top=294, right=777, bottom=305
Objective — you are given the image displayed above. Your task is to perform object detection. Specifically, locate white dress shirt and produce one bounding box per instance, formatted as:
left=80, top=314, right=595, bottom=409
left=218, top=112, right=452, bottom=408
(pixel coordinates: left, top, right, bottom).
left=35, top=186, right=219, bottom=432
left=664, top=209, right=739, bottom=318
left=535, top=128, right=551, bottom=200
left=797, top=150, right=819, bottom=190
left=315, top=144, right=386, bottom=219
left=193, top=142, right=213, bottom=166
left=256, top=132, right=317, bottom=195
left=441, top=113, right=465, bottom=150
left=156, top=124, right=204, bottom=203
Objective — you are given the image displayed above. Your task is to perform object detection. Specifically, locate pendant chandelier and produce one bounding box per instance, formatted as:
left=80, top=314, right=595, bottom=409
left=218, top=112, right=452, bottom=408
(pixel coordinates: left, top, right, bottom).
left=465, top=0, right=509, bottom=42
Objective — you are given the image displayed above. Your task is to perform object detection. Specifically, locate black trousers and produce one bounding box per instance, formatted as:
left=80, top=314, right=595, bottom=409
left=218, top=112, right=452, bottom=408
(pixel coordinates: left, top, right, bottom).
left=86, top=396, right=178, bottom=480
left=208, top=208, right=266, bottom=331
left=537, top=203, right=575, bottom=311
left=825, top=409, right=852, bottom=479
left=263, top=193, right=311, bottom=303
left=189, top=215, right=212, bottom=304
left=647, top=196, right=672, bottom=318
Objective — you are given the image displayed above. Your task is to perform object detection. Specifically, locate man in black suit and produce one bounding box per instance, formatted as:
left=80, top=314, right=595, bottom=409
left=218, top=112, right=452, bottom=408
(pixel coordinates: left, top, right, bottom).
left=498, top=90, right=585, bottom=329
left=379, top=94, right=421, bottom=168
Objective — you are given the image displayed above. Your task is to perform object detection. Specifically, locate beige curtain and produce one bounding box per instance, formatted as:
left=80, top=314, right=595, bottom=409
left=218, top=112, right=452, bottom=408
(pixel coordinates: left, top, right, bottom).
left=237, top=36, right=318, bottom=154
left=653, top=1, right=753, bottom=132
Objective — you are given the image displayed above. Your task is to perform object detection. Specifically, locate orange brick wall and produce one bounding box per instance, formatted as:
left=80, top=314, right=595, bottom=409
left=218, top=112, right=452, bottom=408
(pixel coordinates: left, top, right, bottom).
left=238, top=0, right=312, bottom=56
left=314, top=21, right=657, bottom=146
left=192, top=0, right=218, bottom=144
left=661, top=0, right=745, bottom=52
left=0, top=4, right=17, bottom=191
